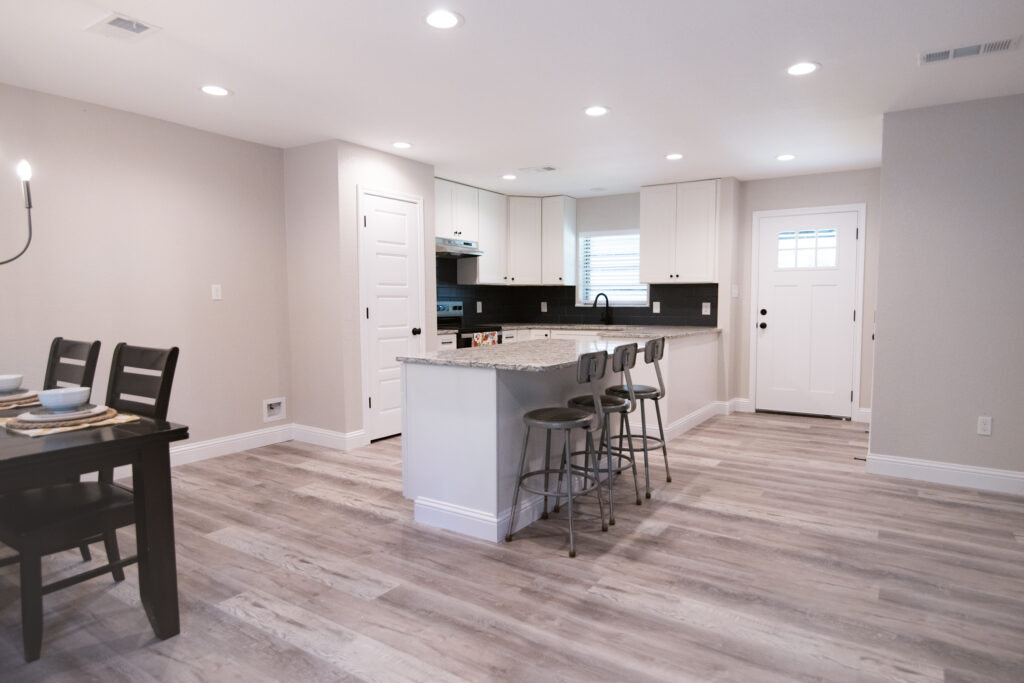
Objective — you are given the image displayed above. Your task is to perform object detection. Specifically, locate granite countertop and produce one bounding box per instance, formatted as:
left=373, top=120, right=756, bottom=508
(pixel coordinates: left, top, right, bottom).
left=408, top=326, right=719, bottom=371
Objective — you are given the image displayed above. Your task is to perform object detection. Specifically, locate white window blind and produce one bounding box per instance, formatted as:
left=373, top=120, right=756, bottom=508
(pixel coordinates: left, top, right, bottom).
left=577, top=232, right=649, bottom=305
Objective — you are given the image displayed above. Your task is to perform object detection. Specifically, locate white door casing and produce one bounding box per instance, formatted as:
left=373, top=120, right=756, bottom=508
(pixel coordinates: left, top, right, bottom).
left=358, top=187, right=424, bottom=440
left=749, top=205, right=865, bottom=418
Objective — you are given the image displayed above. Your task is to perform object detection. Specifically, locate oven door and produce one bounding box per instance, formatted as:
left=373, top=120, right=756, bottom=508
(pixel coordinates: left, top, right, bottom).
left=458, top=330, right=502, bottom=348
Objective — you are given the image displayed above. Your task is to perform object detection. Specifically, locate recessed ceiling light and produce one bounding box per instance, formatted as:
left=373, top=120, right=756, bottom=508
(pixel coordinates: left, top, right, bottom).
left=665, top=153, right=683, bottom=161
left=425, top=9, right=462, bottom=29
left=502, top=174, right=516, bottom=180
left=201, top=85, right=231, bottom=97
left=392, top=141, right=412, bottom=150
left=787, top=61, right=820, bottom=76
left=776, top=154, right=796, bottom=161
left=584, top=105, right=609, bottom=117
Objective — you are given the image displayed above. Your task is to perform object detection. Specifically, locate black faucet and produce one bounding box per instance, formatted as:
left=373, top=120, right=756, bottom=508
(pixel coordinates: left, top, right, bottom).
left=593, top=292, right=611, bottom=325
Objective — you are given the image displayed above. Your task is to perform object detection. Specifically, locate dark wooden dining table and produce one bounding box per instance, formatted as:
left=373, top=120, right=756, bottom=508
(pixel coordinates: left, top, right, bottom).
left=0, top=409, right=189, bottom=640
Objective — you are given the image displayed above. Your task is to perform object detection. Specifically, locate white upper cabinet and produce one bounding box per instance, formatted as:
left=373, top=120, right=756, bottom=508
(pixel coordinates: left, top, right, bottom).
left=507, top=196, right=543, bottom=285
left=541, top=196, right=577, bottom=286
left=435, top=178, right=479, bottom=241
left=639, top=179, right=719, bottom=283
left=469, top=189, right=508, bottom=284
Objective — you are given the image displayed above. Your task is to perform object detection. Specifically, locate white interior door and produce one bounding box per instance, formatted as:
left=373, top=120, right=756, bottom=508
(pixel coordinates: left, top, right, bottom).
left=359, top=189, right=423, bottom=440
left=754, top=208, right=860, bottom=417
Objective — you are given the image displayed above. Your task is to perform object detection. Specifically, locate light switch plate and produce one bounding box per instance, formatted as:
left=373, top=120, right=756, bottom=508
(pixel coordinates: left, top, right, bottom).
left=652, top=301, right=661, bottom=314
left=702, top=302, right=711, bottom=315
left=211, top=284, right=222, bottom=300
left=476, top=301, right=482, bottom=313
left=977, top=416, right=992, bottom=436
left=731, top=284, right=739, bottom=298
left=540, top=301, right=547, bottom=313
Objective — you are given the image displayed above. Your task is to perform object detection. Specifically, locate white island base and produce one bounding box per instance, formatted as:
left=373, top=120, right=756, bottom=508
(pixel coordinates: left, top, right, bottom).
left=400, top=331, right=720, bottom=542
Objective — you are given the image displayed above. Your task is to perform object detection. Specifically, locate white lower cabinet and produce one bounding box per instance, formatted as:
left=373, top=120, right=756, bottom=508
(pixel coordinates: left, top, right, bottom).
left=438, top=333, right=456, bottom=349
left=529, top=329, right=550, bottom=340
left=501, top=329, right=520, bottom=343
left=549, top=330, right=595, bottom=340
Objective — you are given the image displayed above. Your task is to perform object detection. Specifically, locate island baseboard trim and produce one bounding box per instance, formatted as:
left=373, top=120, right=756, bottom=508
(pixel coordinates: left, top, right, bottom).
left=627, top=401, right=729, bottom=442
left=866, top=452, right=1024, bottom=495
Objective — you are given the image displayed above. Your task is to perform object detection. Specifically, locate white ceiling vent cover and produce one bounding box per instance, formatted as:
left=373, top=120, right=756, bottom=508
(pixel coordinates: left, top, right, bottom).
left=86, top=13, right=161, bottom=41
left=517, top=166, right=558, bottom=173
left=920, top=36, right=1019, bottom=64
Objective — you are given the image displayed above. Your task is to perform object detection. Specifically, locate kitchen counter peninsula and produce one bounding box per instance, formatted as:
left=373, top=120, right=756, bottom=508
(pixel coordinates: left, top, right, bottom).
left=398, top=327, right=721, bottom=542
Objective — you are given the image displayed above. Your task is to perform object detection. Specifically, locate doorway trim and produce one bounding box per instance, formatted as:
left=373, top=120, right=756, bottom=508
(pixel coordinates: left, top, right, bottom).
left=356, top=185, right=426, bottom=441
left=747, top=203, right=867, bottom=420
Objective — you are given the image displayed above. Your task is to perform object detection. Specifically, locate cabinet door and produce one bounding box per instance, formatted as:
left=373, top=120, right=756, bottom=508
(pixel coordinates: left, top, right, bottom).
left=639, top=184, right=676, bottom=283
left=501, top=330, right=520, bottom=343
left=550, top=330, right=595, bottom=340
left=542, top=196, right=577, bottom=286
left=529, top=329, right=550, bottom=339
left=452, top=183, right=479, bottom=241
left=474, top=189, right=508, bottom=284
left=675, top=179, right=717, bottom=282
left=508, top=196, right=543, bottom=285
left=435, top=178, right=455, bottom=238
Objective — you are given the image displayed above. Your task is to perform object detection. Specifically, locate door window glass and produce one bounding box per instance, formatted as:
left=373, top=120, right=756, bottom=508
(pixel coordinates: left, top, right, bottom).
left=777, top=228, right=837, bottom=269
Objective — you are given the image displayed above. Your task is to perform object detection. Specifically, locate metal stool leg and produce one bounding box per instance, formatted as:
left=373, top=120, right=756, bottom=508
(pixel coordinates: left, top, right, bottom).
left=586, top=428, right=607, bottom=532
left=639, top=399, right=652, bottom=498
left=563, top=430, right=576, bottom=558
left=553, top=439, right=567, bottom=514
left=603, top=414, right=615, bottom=525
left=505, top=426, right=531, bottom=542
left=541, top=430, right=552, bottom=519
left=653, top=398, right=672, bottom=483
left=621, top=411, right=642, bottom=504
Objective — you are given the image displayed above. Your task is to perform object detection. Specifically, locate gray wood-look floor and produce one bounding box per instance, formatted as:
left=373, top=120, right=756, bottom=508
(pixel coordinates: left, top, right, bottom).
left=2, top=413, right=1022, bottom=682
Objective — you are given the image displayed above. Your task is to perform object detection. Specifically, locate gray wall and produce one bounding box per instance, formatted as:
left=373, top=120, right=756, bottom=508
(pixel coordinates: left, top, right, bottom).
left=0, top=83, right=290, bottom=443
left=285, top=140, right=435, bottom=435
left=872, top=94, right=1024, bottom=472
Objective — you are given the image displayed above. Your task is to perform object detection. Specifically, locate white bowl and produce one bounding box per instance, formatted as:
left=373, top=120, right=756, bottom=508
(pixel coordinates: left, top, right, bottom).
left=0, top=374, right=23, bottom=392
left=38, top=386, right=91, bottom=413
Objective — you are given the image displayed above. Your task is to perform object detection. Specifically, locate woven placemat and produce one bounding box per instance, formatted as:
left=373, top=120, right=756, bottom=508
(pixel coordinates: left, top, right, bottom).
left=5, top=407, right=118, bottom=431
left=0, top=399, right=41, bottom=410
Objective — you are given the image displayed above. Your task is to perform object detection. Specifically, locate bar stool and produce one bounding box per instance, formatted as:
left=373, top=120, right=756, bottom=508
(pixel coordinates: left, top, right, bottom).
left=506, top=351, right=609, bottom=557
left=606, top=337, right=672, bottom=499
left=566, top=343, right=642, bottom=526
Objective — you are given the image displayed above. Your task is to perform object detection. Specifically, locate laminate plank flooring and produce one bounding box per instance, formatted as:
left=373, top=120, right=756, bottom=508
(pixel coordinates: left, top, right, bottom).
left=2, top=413, right=1023, bottom=681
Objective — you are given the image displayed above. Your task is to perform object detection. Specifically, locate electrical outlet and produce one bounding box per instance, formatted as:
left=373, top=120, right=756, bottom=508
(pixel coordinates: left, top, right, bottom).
left=263, top=397, right=286, bottom=422
left=476, top=301, right=482, bottom=313
left=701, top=302, right=711, bottom=315
left=652, top=301, right=661, bottom=314
left=540, top=301, right=547, bottom=313
left=977, top=416, right=992, bottom=436
left=211, top=284, right=222, bottom=300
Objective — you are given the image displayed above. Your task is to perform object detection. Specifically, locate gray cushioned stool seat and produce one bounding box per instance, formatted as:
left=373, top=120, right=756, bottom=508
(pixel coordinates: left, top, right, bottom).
left=567, top=394, right=629, bottom=412
left=524, top=407, right=594, bottom=430
left=607, top=384, right=659, bottom=399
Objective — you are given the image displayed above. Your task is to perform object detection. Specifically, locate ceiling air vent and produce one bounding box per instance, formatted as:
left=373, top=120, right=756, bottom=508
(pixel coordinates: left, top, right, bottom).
left=920, top=36, right=1019, bottom=64
left=518, top=166, right=558, bottom=173
left=86, top=13, right=161, bottom=41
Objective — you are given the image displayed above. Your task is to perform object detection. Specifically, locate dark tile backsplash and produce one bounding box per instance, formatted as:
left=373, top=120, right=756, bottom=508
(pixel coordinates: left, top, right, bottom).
left=436, top=258, right=718, bottom=327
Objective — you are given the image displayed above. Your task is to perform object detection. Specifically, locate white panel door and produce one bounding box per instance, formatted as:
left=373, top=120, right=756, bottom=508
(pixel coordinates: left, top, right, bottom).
left=755, top=210, right=858, bottom=417
left=361, top=191, right=423, bottom=440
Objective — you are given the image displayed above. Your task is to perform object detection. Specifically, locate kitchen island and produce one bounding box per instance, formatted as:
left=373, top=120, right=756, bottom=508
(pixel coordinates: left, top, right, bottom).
left=398, top=326, right=719, bottom=541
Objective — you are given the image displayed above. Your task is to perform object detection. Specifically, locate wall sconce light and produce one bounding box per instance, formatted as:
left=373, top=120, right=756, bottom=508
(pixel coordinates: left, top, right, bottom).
left=1, top=160, right=33, bottom=265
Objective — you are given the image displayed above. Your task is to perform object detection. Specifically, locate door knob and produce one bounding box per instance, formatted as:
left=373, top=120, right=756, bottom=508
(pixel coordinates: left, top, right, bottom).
left=412, top=327, right=422, bottom=335
left=759, top=322, right=767, bottom=329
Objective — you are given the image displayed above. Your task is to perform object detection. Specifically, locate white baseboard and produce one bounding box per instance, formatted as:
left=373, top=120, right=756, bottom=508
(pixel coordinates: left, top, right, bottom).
left=628, top=400, right=727, bottom=443
left=416, top=495, right=547, bottom=543
left=866, top=453, right=1024, bottom=495
left=853, top=407, right=871, bottom=424
left=729, top=397, right=755, bottom=413
left=291, top=424, right=369, bottom=451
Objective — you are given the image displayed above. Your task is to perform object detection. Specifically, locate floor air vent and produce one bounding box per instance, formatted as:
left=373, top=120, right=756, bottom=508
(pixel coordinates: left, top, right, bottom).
left=920, top=36, right=1019, bottom=64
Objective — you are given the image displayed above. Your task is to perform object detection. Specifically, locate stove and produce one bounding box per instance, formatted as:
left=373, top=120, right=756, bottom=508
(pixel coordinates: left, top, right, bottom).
left=437, top=300, right=502, bottom=347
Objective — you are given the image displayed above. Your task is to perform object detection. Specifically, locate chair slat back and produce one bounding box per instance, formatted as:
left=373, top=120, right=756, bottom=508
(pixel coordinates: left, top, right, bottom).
left=644, top=337, right=667, bottom=399
left=612, top=343, right=638, bottom=412
left=105, top=343, right=179, bottom=420
left=43, top=338, right=101, bottom=401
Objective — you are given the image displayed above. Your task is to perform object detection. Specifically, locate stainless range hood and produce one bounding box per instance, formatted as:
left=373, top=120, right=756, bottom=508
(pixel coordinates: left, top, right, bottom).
left=435, top=236, right=483, bottom=258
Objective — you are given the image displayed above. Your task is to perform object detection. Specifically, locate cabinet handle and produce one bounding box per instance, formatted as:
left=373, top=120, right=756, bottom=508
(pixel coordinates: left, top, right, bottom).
left=558, top=276, right=562, bottom=281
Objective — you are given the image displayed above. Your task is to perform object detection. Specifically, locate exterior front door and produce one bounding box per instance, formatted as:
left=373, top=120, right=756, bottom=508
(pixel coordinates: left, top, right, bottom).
left=753, top=206, right=861, bottom=418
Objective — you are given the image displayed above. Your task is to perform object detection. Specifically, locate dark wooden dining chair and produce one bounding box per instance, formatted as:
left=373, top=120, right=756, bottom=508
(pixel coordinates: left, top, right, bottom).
left=0, top=343, right=179, bottom=661
left=42, top=337, right=103, bottom=561
left=43, top=337, right=101, bottom=400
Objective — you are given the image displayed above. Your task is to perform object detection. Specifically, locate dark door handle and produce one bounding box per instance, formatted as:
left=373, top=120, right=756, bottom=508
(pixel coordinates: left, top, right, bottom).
left=760, top=309, right=767, bottom=315
left=759, top=322, right=767, bottom=329
left=412, top=327, right=422, bottom=335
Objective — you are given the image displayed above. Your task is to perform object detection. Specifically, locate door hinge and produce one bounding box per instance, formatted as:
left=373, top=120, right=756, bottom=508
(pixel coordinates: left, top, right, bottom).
left=366, top=307, right=369, bottom=319
left=363, top=215, right=367, bottom=227
left=369, top=396, right=372, bottom=409
left=851, top=390, right=854, bottom=402
left=853, top=310, right=856, bottom=321
left=856, top=227, right=859, bottom=239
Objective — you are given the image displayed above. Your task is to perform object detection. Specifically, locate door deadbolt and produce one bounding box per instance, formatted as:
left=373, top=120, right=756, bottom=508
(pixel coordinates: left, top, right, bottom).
left=760, top=309, right=767, bottom=316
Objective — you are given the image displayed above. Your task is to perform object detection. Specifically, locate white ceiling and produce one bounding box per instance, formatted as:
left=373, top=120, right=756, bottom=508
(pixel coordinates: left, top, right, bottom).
left=1, top=0, right=1023, bottom=197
